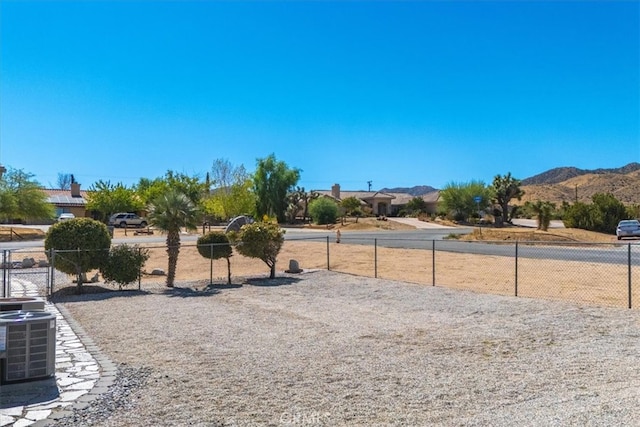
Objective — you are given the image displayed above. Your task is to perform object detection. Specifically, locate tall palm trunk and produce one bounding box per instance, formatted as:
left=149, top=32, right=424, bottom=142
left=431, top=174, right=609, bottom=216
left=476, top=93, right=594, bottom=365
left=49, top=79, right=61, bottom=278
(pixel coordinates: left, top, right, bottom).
left=166, top=230, right=181, bottom=287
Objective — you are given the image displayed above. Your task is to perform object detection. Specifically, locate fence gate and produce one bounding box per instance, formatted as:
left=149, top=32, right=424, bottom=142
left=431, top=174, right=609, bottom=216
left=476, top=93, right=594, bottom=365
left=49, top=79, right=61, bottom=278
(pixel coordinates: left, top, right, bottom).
left=1, top=249, right=51, bottom=299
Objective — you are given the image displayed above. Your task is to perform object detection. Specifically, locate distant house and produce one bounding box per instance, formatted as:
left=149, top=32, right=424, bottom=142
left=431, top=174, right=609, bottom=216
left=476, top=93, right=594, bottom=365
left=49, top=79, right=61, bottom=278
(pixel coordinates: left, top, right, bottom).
left=316, top=184, right=440, bottom=216
left=41, top=182, right=89, bottom=223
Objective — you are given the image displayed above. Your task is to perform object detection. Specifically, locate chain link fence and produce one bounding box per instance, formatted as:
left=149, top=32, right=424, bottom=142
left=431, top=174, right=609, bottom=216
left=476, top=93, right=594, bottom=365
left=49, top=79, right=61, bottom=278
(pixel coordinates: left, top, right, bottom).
left=2, top=238, right=639, bottom=308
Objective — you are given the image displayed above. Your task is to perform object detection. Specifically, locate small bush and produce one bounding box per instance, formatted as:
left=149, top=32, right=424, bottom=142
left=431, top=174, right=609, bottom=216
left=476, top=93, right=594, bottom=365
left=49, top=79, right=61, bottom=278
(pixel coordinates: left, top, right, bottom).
left=45, top=218, right=112, bottom=292
left=197, top=232, right=233, bottom=284
left=235, top=222, right=285, bottom=279
left=100, top=244, right=150, bottom=288
left=309, top=198, right=339, bottom=225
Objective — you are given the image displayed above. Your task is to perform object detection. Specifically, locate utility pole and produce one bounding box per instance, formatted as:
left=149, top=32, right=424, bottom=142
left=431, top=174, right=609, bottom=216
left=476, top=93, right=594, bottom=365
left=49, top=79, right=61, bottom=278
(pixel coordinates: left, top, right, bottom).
left=367, top=181, right=372, bottom=192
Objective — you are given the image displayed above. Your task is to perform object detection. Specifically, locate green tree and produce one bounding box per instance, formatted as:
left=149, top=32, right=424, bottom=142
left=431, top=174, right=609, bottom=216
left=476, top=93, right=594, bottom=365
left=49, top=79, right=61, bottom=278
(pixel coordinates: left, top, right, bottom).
left=44, top=218, right=111, bottom=293
left=147, top=189, right=201, bottom=287
left=203, top=177, right=256, bottom=222
left=439, top=181, right=491, bottom=222
left=205, top=159, right=256, bottom=220
left=291, top=187, right=319, bottom=223
left=137, top=171, right=206, bottom=207
left=341, top=196, right=362, bottom=223
left=529, top=200, right=555, bottom=231
left=563, top=202, right=594, bottom=230
left=100, top=244, right=150, bottom=289
left=590, top=193, right=627, bottom=234
left=0, top=167, right=54, bottom=223
left=491, top=173, right=524, bottom=223
left=197, top=232, right=233, bottom=284
left=86, top=180, right=144, bottom=222
left=405, top=197, right=428, bottom=216
left=285, top=190, right=302, bottom=224
left=561, top=193, right=627, bottom=234
left=234, top=221, right=285, bottom=279
left=204, top=159, right=256, bottom=221
left=253, top=154, right=301, bottom=223
left=309, top=197, right=339, bottom=225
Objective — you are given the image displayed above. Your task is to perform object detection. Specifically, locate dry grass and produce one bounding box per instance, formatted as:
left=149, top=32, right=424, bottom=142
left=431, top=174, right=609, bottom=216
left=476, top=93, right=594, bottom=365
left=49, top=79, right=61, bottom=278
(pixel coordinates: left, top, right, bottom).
left=96, top=238, right=639, bottom=309
left=13, top=219, right=636, bottom=309
left=458, top=225, right=618, bottom=243
left=0, top=226, right=45, bottom=242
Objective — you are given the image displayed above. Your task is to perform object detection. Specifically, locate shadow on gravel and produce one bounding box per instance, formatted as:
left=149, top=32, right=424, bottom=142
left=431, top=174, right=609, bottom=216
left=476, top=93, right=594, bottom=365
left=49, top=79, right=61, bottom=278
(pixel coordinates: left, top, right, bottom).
left=163, top=286, right=221, bottom=298
left=245, top=276, right=302, bottom=287
left=205, top=283, right=243, bottom=291
left=51, top=286, right=151, bottom=302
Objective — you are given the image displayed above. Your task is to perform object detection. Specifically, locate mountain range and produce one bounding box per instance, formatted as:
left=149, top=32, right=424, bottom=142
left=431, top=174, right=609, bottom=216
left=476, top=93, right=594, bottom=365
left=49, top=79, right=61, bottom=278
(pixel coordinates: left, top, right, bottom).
left=381, top=162, right=640, bottom=205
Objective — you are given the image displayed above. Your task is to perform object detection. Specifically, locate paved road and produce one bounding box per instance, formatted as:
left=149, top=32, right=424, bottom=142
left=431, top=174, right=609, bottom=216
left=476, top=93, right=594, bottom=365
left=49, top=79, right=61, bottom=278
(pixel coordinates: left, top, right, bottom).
left=3, top=221, right=639, bottom=266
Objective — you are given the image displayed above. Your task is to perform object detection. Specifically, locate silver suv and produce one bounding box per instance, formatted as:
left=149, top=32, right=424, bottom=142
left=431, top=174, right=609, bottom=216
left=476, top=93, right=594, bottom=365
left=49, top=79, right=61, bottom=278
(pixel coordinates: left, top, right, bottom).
left=108, top=213, right=148, bottom=228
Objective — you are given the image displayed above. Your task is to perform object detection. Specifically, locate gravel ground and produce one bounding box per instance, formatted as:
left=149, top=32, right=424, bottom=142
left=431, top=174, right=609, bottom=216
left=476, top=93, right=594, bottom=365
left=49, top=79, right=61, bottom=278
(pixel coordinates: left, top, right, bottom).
left=57, top=270, right=640, bottom=426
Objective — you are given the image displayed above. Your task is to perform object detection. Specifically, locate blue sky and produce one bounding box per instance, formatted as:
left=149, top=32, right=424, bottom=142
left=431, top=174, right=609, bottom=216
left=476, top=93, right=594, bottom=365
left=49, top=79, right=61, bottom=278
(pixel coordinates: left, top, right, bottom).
left=1, top=1, right=638, bottom=192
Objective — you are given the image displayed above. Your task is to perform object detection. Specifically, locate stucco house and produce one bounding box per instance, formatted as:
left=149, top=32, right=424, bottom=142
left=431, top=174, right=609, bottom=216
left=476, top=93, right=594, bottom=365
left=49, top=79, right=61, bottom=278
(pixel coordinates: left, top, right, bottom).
left=316, top=184, right=440, bottom=216
left=42, top=182, right=89, bottom=222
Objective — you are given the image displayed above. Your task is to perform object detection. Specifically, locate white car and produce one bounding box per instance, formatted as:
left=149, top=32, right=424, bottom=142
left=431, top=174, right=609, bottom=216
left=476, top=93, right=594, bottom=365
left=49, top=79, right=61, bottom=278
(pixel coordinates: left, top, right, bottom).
left=616, top=219, right=640, bottom=240
left=108, top=213, right=148, bottom=228
left=57, top=213, right=76, bottom=222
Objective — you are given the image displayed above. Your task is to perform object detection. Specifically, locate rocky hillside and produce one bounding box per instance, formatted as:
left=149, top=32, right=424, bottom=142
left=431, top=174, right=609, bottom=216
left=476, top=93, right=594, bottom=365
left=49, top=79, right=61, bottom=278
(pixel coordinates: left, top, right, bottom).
left=518, top=163, right=640, bottom=205
left=380, top=185, right=438, bottom=196
left=521, top=163, right=640, bottom=185
left=379, top=163, right=639, bottom=204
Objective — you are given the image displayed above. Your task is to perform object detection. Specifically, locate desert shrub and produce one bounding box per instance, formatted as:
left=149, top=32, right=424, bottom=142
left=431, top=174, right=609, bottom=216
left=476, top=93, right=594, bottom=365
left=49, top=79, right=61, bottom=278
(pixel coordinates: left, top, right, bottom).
left=197, top=231, right=233, bottom=284
left=235, top=221, right=285, bottom=279
left=309, top=198, right=338, bottom=225
left=563, top=193, right=628, bottom=234
left=101, top=244, right=150, bottom=288
left=45, top=218, right=111, bottom=293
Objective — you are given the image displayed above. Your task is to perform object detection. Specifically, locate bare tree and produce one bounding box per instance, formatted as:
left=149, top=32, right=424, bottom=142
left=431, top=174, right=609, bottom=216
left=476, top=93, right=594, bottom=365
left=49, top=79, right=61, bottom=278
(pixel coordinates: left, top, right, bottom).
left=57, top=173, right=73, bottom=190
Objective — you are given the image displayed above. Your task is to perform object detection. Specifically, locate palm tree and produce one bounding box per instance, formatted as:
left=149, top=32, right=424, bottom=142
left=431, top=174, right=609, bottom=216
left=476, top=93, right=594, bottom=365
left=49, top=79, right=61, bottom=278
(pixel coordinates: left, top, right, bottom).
left=148, top=189, right=200, bottom=287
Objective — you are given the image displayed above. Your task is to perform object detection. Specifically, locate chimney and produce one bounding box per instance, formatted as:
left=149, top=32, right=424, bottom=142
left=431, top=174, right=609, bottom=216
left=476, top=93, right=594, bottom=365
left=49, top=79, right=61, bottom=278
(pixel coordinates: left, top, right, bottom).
left=331, top=183, right=341, bottom=200
left=71, top=182, right=81, bottom=197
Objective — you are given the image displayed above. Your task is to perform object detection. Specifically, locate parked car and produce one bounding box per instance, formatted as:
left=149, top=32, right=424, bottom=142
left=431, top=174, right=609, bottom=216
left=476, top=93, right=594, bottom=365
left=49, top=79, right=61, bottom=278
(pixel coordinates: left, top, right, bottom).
left=616, top=219, right=640, bottom=240
left=108, top=213, right=148, bottom=228
left=57, top=213, right=76, bottom=222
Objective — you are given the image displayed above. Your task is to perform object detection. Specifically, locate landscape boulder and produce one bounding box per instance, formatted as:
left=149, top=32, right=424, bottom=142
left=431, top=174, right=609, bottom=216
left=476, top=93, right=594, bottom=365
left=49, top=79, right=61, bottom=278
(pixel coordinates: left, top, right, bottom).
left=286, top=259, right=302, bottom=274
left=150, top=268, right=166, bottom=276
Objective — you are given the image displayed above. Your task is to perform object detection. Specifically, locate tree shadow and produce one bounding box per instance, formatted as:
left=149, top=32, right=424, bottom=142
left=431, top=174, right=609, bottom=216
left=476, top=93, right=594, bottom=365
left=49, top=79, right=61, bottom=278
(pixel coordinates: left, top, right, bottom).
left=50, top=286, right=151, bottom=302
left=245, top=276, right=302, bottom=287
left=204, top=283, right=243, bottom=291
left=163, top=286, right=221, bottom=298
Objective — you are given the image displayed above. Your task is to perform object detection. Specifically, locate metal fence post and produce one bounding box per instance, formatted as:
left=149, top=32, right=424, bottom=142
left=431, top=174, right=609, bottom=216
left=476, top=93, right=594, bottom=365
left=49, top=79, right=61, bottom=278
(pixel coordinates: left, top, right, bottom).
left=628, top=243, right=632, bottom=309
left=138, top=247, right=142, bottom=291
left=50, top=249, right=56, bottom=297
left=432, top=240, right=436, bottom=286
left=210, top=243, right=214, bottom=285
left=46, top=249, right=51, bottom=298
left=374, top=238, right=378, bottom=278
left=2, top=249, right=8, bottom=297
left=515, top=241, right=519, bottom=297
left=326, top=236, right=330, bottom=271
